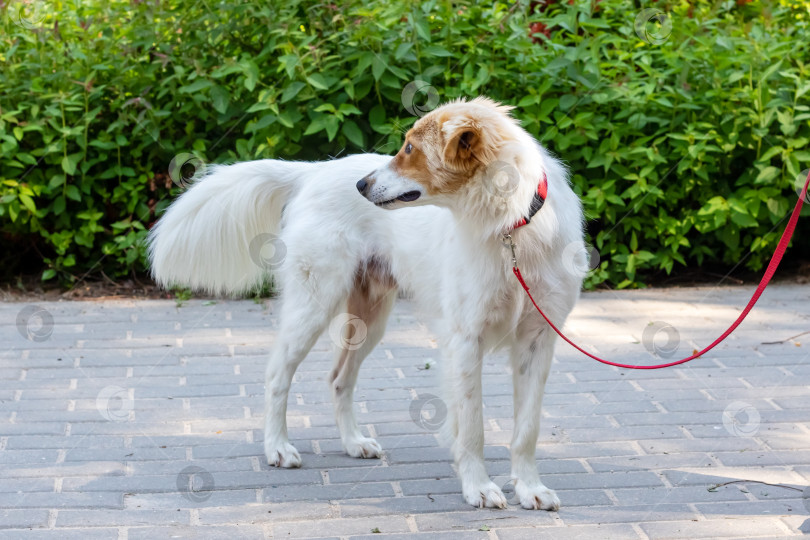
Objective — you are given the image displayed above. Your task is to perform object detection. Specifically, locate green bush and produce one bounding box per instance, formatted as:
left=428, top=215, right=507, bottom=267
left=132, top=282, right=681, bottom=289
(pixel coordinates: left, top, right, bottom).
left=0, top=0, right=808, bottom=289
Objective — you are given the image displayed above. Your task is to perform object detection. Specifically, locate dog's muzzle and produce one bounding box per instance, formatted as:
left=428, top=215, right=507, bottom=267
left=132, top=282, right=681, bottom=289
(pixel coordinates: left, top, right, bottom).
left=356, top=171, right=422, bottom=206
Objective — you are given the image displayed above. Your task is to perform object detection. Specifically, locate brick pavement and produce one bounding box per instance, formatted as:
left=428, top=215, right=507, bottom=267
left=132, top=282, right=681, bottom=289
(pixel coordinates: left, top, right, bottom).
left=1, top=284, right=809, bottom=539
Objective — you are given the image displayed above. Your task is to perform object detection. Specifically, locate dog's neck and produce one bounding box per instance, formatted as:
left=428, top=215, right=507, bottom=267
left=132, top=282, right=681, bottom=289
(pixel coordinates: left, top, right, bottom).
left=448, top=155, right=547, bottom=241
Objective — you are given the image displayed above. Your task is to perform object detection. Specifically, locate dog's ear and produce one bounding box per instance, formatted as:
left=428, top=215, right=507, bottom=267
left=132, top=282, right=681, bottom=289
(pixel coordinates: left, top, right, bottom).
left=442, top=119, right=499, bottom=169
left=443, top=128, right=479, bottom=166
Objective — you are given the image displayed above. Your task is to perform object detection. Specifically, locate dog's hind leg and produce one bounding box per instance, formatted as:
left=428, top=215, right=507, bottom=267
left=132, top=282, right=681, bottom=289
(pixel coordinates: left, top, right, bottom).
left=264, top=273, right=349, bottom=468
left=329, top=268, right=396, bottom=459
left=508, top=327, right=560, bottom=511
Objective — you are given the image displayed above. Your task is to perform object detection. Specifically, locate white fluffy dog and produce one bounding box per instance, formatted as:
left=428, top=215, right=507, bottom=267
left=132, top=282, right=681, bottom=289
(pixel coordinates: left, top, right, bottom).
left=149, top=97, right=586, bottom=510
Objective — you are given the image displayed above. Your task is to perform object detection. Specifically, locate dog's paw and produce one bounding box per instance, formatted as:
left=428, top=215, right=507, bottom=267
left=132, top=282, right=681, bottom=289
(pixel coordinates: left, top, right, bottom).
left=463, top=481, right=508, bottom=509
left=344, top=437, right=382, bottom=459
left=515, top=481, right=560, bottom=511
left=265, top=441, right=302, bottom=468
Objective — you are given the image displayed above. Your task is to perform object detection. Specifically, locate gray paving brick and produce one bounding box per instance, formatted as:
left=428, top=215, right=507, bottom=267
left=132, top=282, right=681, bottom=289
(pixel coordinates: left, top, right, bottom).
left=128, top=525, right=265, bottom=539
left=0, top=509, right=50, bottom=528
left=558, top=503, right=696, bottom=525
left=0, top=529, right=120, bottom=539
left=496, top=524, right=639, bottom=540
left=124, top=489, right=257, bottom=509
left=273, top=516, right=411, bottom=537
left=56, top=508, right=190, bottom=527
left=327, top=462, right=454, bottom=484
left=339, top=493, right=470, bottom=517
left=0, top=491, right=123, bottom=509
left=640, top=517, right=792, bottom=538
left=415, top=509, right=556, bottom=531
left=351, top=533, right=488, bottom=540
left=263, top=482, right=396, bottom=503
left=198, top=500, right=335, bottom=524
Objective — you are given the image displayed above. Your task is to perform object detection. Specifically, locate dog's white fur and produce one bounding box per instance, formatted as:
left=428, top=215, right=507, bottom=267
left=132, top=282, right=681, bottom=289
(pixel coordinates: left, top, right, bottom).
left=149, top=98, right=586, bottom=510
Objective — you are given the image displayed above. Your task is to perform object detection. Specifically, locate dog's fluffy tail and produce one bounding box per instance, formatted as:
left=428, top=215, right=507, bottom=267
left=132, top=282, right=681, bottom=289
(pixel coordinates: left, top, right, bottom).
left=148, top=159, right=315, bottom=296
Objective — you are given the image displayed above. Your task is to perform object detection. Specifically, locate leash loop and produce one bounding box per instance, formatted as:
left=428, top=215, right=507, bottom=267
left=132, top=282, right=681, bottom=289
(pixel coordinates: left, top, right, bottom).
left=514, top=171, right=810, bottom=370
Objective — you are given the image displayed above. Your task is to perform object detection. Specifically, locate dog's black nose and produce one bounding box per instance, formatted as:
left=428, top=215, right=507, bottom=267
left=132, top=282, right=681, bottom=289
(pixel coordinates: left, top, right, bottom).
left=356, top=178, right=368, bottom=194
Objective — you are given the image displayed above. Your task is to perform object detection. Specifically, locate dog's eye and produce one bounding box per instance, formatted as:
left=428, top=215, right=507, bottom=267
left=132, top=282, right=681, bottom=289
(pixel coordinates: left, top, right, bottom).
left=405, top=143, right=413, bottom=155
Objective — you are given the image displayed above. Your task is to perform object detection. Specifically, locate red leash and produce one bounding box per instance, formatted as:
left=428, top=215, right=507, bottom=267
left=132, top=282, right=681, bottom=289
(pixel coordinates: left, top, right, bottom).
left=513, top=171, right=810, bottom=370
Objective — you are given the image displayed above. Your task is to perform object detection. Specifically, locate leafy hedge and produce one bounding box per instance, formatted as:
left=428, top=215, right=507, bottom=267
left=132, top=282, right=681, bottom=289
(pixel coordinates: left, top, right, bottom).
left=1, top=0, right=808, bottom=289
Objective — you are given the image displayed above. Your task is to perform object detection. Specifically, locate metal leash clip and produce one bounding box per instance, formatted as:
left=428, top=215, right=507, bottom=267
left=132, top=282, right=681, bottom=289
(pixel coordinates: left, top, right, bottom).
left=502, top=233, right=517, bottom=268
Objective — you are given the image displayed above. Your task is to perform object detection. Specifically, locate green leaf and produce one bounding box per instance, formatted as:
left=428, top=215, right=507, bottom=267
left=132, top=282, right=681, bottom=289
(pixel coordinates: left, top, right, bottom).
left=61, top=154, right=81, bottom=176
left=19, top=194, right=36, bottom=213
left=342, top=120, right=364, bottom=148
left=281, top=82, right=306, bottom=103
left=423, top=45, right=453, bottom=57
left=53, top=196, right=65, bottom=214
left=42, top=269, right=56, bottom=281
left=210, top=86, right=229, bottom=114
left=178, top=79, right=213, bottom=94
left=371, top=56, right=387, bottom=81
left=65, top=185, right=81, bottom=202
left=307, top=74, right=329, bottom=90
left=754, top=166, right=780, bottom=184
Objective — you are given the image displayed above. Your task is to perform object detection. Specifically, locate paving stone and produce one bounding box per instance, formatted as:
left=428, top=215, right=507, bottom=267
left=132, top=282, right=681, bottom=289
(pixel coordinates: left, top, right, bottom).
left=0, top=508, right=50, bottom=528
left=496, top=524, right=639, bottom=540
left=127, top=525, right=265, bottom=539
left=640, top=517, right=793, bottom=538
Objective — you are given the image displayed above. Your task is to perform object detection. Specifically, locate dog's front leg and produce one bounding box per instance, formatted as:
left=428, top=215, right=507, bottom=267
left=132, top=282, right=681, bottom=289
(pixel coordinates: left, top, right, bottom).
left=508, top=329, right=560, bottom=510
left=447, top=334, right=507, bottom=509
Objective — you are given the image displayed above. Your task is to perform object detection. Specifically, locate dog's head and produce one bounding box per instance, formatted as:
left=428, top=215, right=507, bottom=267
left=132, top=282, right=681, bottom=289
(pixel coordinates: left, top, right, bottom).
left=356, top=97, right=521, bottom=209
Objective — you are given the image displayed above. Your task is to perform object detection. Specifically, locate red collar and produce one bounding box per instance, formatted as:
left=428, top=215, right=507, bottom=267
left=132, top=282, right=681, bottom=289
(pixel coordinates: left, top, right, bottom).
left=508, top=172, right=547, bottom=231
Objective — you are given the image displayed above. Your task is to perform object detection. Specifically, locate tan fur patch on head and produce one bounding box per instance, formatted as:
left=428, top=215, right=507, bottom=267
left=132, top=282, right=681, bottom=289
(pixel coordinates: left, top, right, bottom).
left=391, top=98, right=518, bottom=195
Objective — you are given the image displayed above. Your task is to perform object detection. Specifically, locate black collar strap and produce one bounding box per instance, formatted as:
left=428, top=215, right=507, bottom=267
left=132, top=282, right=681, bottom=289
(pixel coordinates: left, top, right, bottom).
left=509, top=171, right=547, bottom=231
